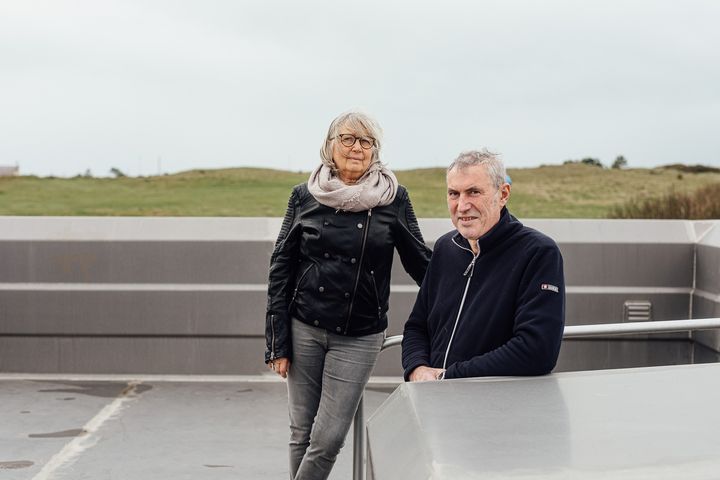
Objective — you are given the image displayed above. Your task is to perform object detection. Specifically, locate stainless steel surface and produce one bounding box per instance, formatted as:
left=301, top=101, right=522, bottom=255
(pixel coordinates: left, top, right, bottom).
left=1, top=217, right=718, bottom=375
left=1, top=217, right=718, bottom=478
left=694, top=227, right=720, bottom=351
left=352, top=336, right=403, bottom=480
left=0, top=337, right=266, bottom=374
left=354, top=319, right=720, bottom=480
left=367, top=363, right=720, bottom=479
left=559, top=242, right=694, bottom=287
left=383, top=318, right=720, bottom=346
left=382, top=335, right=403, bottom=350
left=563, top=317, right=720, bottom=337
left=623, top=299, right=652, bottom=321
left=352, top=396, right=365, bottom=480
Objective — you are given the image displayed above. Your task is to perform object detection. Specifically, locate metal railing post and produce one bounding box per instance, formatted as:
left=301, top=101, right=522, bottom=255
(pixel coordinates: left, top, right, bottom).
left=352, top=394, right=365, bottom=480
left=350, top=317, right=720, bottom=480
left=352, top=335, right=403, bottom=480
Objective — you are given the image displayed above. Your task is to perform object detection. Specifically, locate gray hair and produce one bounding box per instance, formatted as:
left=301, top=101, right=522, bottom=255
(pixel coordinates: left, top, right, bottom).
left=447, top=149, right=507, bottom=189
left=320, top=110, right=383, bottom=168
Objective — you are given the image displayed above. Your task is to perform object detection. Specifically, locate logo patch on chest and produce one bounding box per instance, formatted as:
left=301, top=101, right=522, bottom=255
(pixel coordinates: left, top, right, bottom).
left=541, top=283, right=559, bottom=293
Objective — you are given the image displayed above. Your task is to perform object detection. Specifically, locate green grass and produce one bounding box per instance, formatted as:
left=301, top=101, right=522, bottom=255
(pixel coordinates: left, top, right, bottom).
left=609, top=183, right=720, bottom=219
left=504, top=164, right=720, bottom=218
left=1, top=164, right=719, bottom=218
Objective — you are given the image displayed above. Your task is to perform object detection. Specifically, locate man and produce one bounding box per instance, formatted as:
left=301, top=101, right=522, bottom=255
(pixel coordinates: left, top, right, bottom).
left=402, top=149, right=565, bottom=381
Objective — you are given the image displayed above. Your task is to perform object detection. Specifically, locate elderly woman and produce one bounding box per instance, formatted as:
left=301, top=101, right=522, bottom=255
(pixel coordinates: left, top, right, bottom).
left=265, top=110, right=431, bottom=479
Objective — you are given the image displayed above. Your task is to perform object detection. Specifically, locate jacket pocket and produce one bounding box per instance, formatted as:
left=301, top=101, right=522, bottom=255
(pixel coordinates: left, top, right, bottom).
left=288, top=262, right=315, bottom=313
left=370, top=269, right=382, bottom=320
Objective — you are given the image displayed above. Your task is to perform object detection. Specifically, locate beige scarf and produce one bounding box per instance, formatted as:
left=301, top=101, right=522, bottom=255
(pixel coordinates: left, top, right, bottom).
left=307, top=161, right=399, bottom=212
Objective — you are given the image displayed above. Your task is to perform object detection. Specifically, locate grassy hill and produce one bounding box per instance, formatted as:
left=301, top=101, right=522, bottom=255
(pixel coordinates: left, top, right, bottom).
left=1, top=164, right=719, bottom=218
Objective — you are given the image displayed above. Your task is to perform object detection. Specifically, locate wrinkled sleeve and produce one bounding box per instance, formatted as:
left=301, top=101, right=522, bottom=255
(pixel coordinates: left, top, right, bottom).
left=393, top=189, right=432, bottom=286
left=401, top=255, right=436, bottom=380
left=445, top=245, right=565, bottom=379
left=264, top=188, right=302, bottom=363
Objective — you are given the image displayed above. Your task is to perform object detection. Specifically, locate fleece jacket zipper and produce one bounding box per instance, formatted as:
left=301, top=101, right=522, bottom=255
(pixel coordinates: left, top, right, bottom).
left=443, top=238, right=479, bottom=370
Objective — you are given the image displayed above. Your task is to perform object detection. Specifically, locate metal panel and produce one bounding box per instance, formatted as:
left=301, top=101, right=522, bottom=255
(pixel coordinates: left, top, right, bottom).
left=0, top=290, right=267, bottom=336
left=693, top=237, right=720, bottom=351
left=0, top=241, right=273, bottom=283
left=522, top=218, right=696, bottom=244
left=695, top=244, right=720, bottom=296
left=623, top=300, right=652, bottom=321
left=367, top=363, right=720, bottom=479
left=0, top=216, right=284, bottom=241
left=559, top=243, right=693, bottom=287
left=693, top=295, right=720, bottom=351
left=0, top=336, right=265, bottom=374
left=565, top=292, right=688, bottom=325
left=556, top=339, right=709, bottom=371
left=0, top=217, right=717, bottom=375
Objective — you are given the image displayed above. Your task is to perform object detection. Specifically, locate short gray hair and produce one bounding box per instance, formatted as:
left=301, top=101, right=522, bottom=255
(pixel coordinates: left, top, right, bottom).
left=320, top=110, right=383, bottom=168
left=447, top=149, right=506, bottom=189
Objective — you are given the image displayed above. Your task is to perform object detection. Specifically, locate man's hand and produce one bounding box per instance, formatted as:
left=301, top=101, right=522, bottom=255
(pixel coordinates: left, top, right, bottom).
left=409, top=365, right=445, bottom=382
left=269, top=357, right=290, bottom=378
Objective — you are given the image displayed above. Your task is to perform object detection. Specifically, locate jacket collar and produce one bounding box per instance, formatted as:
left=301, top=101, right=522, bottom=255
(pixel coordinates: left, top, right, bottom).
left=451, top=207, right=522, bottom=255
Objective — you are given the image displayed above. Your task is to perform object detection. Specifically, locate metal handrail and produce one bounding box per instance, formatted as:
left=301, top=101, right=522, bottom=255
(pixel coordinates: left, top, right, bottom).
left=352, top=317, right=720, bottom=480
left=352, top=334, right=403, bottom=480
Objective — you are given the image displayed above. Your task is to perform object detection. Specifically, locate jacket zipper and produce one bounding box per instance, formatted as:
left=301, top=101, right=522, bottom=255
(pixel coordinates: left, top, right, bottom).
left=370, top=270, right=381, bottom=320
left=443, top=238, right=480, bottom=370
left=288, top=263, right=314, bottom=312
left=344, top=209, right=372, bottom=334
left=270, top=314, right=277, bottom=361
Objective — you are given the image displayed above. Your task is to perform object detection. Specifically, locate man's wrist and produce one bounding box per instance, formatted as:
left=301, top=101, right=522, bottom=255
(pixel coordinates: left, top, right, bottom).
left=435, top=369, right=446, bottom=380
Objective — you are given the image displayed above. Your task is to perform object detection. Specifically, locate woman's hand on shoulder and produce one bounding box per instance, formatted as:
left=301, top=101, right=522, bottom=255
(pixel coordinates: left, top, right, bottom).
left=269, top=357, right=291, bottom=378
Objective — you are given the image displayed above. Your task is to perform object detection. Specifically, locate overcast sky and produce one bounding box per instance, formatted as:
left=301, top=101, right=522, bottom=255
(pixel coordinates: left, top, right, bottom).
left=2, top=0, right=719, bottom=177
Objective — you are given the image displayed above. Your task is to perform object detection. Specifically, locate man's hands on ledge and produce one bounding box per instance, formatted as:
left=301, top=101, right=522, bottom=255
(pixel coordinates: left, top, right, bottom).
left=409, top=365, right=446, bottom=382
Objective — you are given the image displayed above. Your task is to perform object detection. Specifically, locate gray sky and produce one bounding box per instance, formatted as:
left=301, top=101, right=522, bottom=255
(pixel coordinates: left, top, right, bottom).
left=2, top=0, right=719, bottom=177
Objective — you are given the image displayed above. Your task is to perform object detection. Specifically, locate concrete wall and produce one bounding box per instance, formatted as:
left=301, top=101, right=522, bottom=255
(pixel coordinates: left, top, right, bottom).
left=0, top=217, right=717, bottom=375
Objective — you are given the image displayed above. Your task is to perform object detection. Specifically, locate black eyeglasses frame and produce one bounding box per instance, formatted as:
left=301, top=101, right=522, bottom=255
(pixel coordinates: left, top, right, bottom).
left=333, top=134, right=375, bottom=150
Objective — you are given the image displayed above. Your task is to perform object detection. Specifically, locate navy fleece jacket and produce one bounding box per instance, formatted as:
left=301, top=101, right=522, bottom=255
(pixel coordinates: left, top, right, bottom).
left=402, top=207, right=565, bottom=380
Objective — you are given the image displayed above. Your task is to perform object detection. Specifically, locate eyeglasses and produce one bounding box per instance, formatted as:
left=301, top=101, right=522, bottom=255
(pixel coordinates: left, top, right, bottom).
left=334, top=134, right=375, bottom=150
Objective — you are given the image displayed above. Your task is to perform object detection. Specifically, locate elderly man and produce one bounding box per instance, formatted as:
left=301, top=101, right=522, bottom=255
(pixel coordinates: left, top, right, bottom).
left=402, top=149, right=565, bottom=381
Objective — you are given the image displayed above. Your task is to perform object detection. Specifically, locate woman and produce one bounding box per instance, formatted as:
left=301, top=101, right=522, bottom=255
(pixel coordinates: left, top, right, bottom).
left=265, top=110, right=431, bottom=479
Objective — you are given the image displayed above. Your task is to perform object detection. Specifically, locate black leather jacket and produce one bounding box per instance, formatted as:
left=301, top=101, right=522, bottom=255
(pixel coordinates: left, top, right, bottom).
left=265, top=183, right=432, bottom=363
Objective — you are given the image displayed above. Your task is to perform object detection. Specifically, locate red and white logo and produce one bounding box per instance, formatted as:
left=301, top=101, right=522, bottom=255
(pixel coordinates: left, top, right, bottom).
left=541, top=283, right=559, bottom=293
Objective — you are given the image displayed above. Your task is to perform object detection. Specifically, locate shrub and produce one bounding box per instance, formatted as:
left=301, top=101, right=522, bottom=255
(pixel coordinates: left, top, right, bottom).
left=581, top=157, right=603, bottom=168
left=661, top=164, right=720, bottom=174
left=612, top=155, right=627, bottom=169
left=564, top=158, right=604, bottom=168
left=608, top=183, right=720, bottom=219
left=110, top=167, right=127, bottom=178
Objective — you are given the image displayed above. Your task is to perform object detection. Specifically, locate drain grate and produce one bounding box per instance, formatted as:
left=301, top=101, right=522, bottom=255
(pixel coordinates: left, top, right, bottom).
left=623, top=300, right=652, bottom=322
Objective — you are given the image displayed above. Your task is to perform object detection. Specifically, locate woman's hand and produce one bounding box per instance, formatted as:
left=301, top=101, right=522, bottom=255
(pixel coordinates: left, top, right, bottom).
left=269, top=357, right=291, bottom=378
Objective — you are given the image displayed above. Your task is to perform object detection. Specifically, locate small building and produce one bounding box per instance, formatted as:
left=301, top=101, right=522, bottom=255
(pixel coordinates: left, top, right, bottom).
left=0, top=165, right=19, bottom=177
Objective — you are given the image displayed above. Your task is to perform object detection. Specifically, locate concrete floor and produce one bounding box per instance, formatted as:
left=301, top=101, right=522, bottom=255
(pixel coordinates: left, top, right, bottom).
left=0, top=374, right=398, bottom=480
left=3, top=339, right=719, bottom=479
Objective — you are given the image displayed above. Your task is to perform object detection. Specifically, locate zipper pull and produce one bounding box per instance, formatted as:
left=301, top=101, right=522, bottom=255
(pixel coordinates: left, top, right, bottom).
left=463, top=254, right=478, bottom=277
left=463, top=258, right=474, bottom=276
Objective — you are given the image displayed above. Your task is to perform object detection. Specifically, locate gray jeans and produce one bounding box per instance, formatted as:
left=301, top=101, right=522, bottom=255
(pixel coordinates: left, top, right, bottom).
left=287, top=318, right=384, bottom=480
